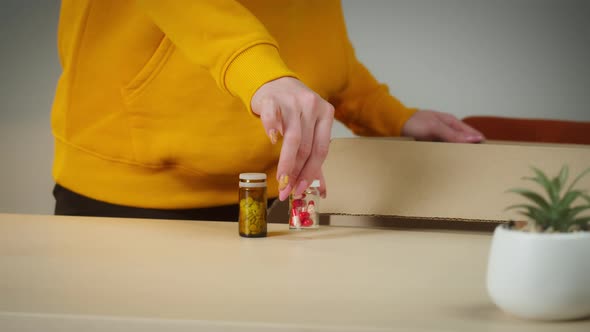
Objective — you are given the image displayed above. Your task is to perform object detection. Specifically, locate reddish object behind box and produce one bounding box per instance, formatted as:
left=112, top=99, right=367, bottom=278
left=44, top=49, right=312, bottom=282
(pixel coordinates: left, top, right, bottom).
left=463, top=116, right=590, bottom=145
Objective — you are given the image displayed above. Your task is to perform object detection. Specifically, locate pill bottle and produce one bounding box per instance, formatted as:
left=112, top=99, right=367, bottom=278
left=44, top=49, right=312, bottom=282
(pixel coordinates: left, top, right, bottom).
left=239, top=173, right=267, bottom=238
left=289, top=180, right=320, bottom=230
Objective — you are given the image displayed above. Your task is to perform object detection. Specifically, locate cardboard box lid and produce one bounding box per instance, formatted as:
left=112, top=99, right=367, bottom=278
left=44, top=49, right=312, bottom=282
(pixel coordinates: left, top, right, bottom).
left=321, top=138, right=590, bottom=223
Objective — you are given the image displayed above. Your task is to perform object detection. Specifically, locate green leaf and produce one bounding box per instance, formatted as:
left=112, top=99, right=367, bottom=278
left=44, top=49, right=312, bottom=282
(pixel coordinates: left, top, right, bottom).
left=507, top=165, right=590, bottom=232
left=529, top=167, right=559, bottom=204
left=548, top=209, right=561, bottom=228
left=573, top=216, right=590, bottom=223
left=557, top=165, right=569, bottom=194
left=510, top=205, right=550, bottom=228
left=507, top=188, right=550, bottom=210
left=505, top=203, right=543, bottom=213
left=565, top=167, right=590, bottom=193
left=564, top=205, right=590, bottom=219
left=524, top=213, right=549, bottom=229
left=522, top=176, right=549, bottom=190
left=557, top=190, right=585, bottom=211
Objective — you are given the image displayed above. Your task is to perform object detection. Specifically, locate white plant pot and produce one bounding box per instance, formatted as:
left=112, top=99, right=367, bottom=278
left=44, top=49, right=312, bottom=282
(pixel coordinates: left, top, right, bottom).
left=487, top=225, right=590, bottom=321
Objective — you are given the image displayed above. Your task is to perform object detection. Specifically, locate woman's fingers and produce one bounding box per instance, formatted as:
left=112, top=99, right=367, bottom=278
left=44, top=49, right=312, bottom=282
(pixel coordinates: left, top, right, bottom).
left=251, top=77, right=335, bottom=201
left=259, top=99, right=283, bottom=145
left=292, top=103, right=334, bottom=197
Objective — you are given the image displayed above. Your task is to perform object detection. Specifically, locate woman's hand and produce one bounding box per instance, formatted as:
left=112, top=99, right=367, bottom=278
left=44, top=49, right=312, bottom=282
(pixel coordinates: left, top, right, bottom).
left=402, top=110, right=484, bottom=143
left=252, top=77, right=334, bottom=201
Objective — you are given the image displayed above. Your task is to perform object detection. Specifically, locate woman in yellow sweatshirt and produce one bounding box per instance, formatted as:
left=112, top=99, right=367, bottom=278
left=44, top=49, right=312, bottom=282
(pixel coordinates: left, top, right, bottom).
left=51, top=0, right=484, bottom=220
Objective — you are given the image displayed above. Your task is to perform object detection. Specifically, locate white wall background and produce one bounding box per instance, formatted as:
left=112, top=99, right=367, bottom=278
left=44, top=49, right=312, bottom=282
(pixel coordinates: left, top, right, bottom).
left=0, top=1, right=60, bottom=215
left=332, top=0, right=590, bottom=136
left=1, top=0, right=589, bottom=214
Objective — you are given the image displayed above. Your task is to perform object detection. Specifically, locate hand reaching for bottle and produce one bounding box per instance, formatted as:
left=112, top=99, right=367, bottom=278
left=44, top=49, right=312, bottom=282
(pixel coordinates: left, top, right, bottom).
left=251, top=77, right=334, bottom=201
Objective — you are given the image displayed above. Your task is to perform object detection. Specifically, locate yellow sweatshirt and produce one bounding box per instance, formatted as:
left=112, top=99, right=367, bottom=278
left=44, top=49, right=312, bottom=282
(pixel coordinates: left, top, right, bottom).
left=52, top=0, right=417, bottom=209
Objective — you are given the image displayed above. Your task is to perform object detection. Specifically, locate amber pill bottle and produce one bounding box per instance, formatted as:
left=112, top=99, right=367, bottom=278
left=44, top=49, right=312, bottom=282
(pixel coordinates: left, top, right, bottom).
left=238, top=173, right=267, bottom=238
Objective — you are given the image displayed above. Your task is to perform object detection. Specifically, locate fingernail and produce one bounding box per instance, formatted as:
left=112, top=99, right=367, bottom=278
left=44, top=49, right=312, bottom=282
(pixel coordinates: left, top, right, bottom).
left=269, top=129, right=278, bottom=145
left=279, top=184, right=292, bottom=201
left=464, top=135, right=478, bottom=141
left=294, top=180, right=308, bottom=197
left=278, top=174, right=289, bottom=191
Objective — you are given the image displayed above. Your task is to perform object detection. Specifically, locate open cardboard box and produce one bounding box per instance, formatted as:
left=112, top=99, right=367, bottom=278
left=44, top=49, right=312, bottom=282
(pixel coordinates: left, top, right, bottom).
left=269, top=137, right=590, bottom=231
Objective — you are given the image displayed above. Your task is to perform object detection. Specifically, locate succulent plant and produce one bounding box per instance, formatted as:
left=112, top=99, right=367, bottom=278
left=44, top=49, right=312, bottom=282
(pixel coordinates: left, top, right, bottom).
left=507, top=166, right=590, bottom=232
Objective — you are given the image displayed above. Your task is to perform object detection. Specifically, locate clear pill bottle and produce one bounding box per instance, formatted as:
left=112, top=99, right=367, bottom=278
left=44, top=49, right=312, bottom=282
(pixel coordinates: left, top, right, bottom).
left=239, top=173, right=267, bottom=238
left=289, top=180, right=320, bottom=230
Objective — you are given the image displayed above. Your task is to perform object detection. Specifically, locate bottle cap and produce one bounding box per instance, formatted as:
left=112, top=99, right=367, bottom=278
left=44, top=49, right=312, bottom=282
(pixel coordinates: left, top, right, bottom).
left=239, top=173, right=267, bottom=181
left=239, top=173, right=267, bottom=188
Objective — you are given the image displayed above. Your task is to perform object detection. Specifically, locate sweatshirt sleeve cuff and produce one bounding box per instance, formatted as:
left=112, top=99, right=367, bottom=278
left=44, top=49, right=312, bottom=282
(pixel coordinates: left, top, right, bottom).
left=355, top=94, right=418, bottom=137
left=224, top=43, right=297, bottom=114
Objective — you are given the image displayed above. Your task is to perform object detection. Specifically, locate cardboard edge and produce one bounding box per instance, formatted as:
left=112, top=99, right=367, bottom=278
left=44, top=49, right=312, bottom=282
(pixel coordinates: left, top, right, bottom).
left=320, top=212, right=504, bottom=224
left=321, top=214, right=503, bottom=232
left=268, top=199, right=503, bottom=232
left=330, top=136, right=590, bottom=149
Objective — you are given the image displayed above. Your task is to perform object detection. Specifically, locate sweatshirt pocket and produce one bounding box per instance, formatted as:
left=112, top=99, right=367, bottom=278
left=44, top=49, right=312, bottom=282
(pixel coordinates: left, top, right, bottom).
left=119, top=35, right=262, bottom=175
left=122, top=36, right=174, bottom=104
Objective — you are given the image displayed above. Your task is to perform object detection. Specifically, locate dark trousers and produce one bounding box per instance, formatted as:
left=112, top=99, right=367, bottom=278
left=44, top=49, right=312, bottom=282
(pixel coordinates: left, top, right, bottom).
left=53, top=184, right=241, bottom=222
